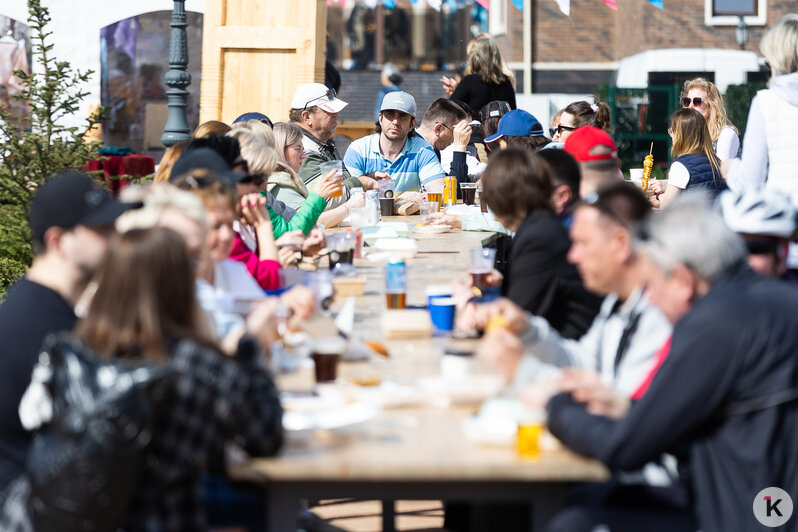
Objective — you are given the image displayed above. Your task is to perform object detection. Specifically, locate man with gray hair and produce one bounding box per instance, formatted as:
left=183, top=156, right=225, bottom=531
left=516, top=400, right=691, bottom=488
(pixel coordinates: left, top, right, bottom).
left=546, top=192, right=798, bottom=532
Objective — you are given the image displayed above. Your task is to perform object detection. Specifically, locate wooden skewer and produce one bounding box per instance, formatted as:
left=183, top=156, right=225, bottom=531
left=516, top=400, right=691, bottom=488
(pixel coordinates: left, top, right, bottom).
left=649, top=142, right=653, bottom=156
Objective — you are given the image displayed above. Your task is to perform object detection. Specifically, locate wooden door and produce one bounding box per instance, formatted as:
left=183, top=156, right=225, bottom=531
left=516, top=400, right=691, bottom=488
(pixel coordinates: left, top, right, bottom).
left=199, top=0, right=326, bottom=124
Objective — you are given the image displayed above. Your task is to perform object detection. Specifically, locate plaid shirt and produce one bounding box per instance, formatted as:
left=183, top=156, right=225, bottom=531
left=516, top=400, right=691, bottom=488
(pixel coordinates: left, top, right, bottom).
left=0, top=337, right=283, bottom=532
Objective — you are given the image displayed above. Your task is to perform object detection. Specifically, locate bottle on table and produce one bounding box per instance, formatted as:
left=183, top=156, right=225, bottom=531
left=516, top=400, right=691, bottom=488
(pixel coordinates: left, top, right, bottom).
left=385, top=257, right=407, bottom=309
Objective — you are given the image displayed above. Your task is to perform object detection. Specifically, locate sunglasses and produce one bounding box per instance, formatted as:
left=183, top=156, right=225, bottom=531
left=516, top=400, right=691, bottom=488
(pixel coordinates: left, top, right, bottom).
left=382, top=109, right=411, bottom=121
left=304, top=88, right=337, bottom=110
left=582, top=192, right=628, bottom=228
left=550, top=124, right=576, bottom=137
left=682, top=97, right=706, bottom=108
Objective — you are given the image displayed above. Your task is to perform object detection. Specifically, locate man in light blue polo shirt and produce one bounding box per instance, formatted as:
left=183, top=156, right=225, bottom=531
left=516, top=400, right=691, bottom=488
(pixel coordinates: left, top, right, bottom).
left=343, top=91, right=446, bottom=193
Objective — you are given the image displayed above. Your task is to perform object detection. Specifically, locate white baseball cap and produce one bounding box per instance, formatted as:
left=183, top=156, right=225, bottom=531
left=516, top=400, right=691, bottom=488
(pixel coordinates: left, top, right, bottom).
left=379, top=91, right=417, bottom=118
left=290, top=83, right=348, bottom=113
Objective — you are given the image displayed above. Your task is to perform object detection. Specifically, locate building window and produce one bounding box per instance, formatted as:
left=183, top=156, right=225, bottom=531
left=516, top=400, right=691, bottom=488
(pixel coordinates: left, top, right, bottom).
left=705, top=0, right=766, bottom=26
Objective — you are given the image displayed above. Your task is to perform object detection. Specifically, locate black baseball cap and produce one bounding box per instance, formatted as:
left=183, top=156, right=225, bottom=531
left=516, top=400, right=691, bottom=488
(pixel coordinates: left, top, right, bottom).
left=478, top=100, right=512, bottom=123
left=29, top=171, right=136, bottom=242
left=168, top=147, right=251, bottom=187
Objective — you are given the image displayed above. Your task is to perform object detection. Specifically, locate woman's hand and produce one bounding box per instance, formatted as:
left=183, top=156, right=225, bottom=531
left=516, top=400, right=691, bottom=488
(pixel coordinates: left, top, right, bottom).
left=441, top=75, right=458, bottom=96
left=240, top=193, right=272, bottom=231
left=316, top=170, right=344, bottom=200
left=278, top=246, right=301, bottom=268
left=302, top=228, right=326, bottom=257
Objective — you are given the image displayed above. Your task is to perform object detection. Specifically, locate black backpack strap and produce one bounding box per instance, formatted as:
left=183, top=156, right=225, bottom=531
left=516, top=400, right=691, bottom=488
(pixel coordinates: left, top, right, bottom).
left=720, top=388, right=798, bottom=418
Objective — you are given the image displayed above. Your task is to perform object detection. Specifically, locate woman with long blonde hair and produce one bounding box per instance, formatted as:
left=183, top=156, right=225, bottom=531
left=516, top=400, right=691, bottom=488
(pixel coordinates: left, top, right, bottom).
left=444, top=36, right=516, bottom=113
left=269, top=122, right=361, bottom=228
left=656, top=108, right=725, bottom=208
left=680, top=77, right=739, bottom=160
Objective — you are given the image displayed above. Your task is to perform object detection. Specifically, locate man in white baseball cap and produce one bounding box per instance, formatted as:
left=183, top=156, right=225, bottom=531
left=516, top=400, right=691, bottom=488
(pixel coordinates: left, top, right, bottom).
left=289, top=83, right=373, bottom=210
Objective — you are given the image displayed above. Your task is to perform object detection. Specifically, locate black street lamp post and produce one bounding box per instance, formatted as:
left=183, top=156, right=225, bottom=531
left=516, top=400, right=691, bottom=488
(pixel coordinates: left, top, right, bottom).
left=162, top=0, right=192, bottom=147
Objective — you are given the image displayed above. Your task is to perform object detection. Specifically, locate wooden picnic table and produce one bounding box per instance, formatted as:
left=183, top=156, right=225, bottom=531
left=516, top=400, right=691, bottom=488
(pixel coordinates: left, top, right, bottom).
left=230, top=219, right=609, bottom=531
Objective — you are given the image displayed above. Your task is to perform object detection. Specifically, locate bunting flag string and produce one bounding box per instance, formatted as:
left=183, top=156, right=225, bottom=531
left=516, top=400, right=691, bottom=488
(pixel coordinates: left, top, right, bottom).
left=552, top=0, right=570, bottom=15
left=328, top=0, right=662, bottom=15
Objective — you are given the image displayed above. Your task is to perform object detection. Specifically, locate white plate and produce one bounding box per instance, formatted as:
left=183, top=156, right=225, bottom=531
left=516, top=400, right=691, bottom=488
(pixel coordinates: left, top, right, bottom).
left=413, top=224, right=452, bottom=234
left=417, top=374, right=504, bottom=405
left=282, top=401, right=380, bottom=432
left=346, top=381, right=428, bottom=409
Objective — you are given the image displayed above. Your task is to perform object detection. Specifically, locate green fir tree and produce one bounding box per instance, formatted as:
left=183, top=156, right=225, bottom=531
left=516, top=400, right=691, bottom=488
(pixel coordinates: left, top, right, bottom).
left=0, top=0, right=107, bottom=296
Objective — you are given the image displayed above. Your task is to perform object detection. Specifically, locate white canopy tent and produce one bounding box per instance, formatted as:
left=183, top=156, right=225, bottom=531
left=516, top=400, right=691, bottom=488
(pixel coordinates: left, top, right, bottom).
left=613, top=48, right=762, bottom=93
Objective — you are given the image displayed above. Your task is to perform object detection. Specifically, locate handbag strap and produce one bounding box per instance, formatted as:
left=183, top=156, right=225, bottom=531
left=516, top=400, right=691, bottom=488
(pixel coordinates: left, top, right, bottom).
left=720, top=387, right=798, bottom=418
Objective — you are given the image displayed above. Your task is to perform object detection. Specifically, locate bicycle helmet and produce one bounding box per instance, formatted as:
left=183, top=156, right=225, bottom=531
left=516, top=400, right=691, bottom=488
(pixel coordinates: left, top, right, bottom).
left=719, top=189, right=796, bottom=239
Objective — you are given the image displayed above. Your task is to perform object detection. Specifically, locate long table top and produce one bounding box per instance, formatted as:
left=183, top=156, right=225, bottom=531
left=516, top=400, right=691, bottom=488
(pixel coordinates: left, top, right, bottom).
left=232, top=219, right=608, bottom=486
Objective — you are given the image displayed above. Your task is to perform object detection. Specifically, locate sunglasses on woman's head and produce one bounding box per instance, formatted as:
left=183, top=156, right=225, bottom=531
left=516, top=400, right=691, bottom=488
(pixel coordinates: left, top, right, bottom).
left=682, top=97, right=705, bottom=108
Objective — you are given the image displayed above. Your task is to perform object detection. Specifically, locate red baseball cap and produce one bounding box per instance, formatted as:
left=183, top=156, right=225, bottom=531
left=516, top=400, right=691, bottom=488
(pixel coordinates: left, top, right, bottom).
left=564, top=126, right=617, bottom=162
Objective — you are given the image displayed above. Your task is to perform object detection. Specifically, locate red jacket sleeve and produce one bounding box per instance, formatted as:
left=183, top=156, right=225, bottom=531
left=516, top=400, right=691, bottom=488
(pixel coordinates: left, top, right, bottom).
left=228, top=235, right=281, bottom=291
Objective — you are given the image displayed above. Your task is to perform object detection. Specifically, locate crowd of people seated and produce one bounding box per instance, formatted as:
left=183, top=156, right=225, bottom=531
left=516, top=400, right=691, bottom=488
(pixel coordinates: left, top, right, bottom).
left=1, top=15, right=798, bottom=532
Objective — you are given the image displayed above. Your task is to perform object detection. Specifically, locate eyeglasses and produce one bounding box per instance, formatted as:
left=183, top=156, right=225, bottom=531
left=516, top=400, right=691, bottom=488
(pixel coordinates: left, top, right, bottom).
left=303, top=88, right=337, bottom=110
left=436, top=122, right=453, bottom=131
left=682, top=97, right=705, bottom=108
left=550, top=124, right=576, bottom=137
left=582, top=192, right=627, bottom=228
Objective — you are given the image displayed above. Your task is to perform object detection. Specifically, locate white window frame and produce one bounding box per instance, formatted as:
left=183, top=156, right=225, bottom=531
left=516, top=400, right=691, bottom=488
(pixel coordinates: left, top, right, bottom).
left=488, top=0, right=507, bottom=36
left=705, top=0, right=766, bottom=26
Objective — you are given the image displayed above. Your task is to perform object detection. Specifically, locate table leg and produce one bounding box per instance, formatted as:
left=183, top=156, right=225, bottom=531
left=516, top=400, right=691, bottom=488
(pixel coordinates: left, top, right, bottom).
left=381, top=499, right=396, bottom=532
left=267, top=489, right=302, bottom=531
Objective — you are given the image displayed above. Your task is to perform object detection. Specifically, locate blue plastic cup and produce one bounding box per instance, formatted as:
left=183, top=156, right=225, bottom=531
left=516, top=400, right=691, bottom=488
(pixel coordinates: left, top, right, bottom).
left=426, top=284, right=453, bottom=307
left=429, top=297, right=456, bottom=333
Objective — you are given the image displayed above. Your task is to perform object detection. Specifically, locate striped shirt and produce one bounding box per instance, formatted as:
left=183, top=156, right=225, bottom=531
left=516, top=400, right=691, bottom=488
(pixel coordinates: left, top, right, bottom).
left=343, top=133, right=445, bottom=192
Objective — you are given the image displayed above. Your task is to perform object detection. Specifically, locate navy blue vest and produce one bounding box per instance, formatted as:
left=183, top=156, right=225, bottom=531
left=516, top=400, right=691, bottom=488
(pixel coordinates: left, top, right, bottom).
left=674, top=153, right=726, bottom=198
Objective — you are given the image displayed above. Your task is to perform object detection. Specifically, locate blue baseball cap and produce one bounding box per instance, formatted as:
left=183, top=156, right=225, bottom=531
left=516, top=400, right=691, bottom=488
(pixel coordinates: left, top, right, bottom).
left=484, top=109, right=544, bottom=143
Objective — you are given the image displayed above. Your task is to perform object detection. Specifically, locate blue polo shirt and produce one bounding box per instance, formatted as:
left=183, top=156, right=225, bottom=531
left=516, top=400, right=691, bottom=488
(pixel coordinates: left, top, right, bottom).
left=343, top=133, right=446, bottom=192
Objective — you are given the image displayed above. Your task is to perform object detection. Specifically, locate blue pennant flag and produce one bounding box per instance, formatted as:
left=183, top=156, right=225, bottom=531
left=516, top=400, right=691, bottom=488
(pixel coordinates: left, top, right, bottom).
left=512, top=0, right=524, bottom=10
left=648, top=0, right=663, bottom=9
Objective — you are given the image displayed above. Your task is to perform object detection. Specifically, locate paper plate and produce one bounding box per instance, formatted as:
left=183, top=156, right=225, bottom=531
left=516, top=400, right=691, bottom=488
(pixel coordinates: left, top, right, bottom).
left=282, top=401, right=380, bottom=432
left=413, top=224, right=452, bottom=234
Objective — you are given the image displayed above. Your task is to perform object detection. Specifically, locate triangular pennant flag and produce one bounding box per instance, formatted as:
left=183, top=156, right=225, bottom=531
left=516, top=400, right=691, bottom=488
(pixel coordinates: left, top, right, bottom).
left=383, top=0, right=396, bottom=7
left=553, top=0, right=570, bottom=15
left=602, top=0, right=618, bottom=10
left=475, top=0, right=490, bottom=9
left=512, top=0, right=523, bottom=10
left=647, top=0, right=663, bottom=8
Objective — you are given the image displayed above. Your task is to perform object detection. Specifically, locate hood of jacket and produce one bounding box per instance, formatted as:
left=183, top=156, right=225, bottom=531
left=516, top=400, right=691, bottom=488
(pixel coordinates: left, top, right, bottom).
left=771, top=72, right=798, bottom=107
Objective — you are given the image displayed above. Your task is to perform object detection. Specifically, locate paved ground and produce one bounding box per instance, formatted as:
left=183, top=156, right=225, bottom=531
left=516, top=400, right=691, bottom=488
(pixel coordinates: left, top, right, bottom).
left=311, top=499, right=446, bottom=531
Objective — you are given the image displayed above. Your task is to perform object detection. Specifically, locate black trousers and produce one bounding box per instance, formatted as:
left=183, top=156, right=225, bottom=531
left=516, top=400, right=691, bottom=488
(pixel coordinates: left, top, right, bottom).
left=546, top=480, right=697, bottom=532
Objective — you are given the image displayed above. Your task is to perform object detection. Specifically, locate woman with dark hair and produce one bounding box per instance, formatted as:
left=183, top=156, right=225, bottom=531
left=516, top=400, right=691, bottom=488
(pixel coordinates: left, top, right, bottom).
left=0, top=227, right=283, bottom=531
left=480, top=148, right=601, bottom=339
left=551, top=100, right=612, bottom=143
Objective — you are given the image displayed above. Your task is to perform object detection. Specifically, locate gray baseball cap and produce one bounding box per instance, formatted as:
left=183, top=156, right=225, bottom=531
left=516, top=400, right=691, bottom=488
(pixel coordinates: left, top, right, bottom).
left=379, top=91, right=417, bottom=118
